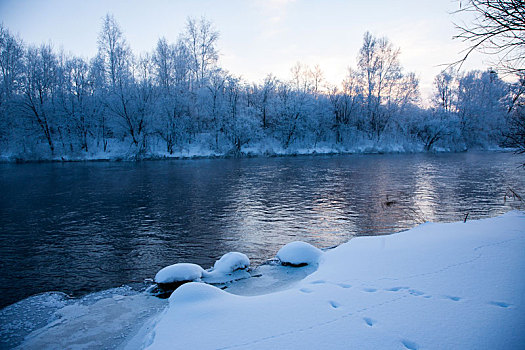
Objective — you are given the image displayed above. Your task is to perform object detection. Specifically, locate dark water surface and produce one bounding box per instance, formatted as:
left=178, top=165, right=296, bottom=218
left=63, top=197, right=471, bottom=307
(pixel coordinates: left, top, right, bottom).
left=0, top=152, right=524, bottom=308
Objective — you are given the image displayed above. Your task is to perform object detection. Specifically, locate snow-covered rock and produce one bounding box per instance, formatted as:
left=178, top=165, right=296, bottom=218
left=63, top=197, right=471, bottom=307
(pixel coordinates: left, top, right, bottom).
left=154, top=263, right=204, bottom=284
left=201, top=252, right=251, bottom=284
left=211, top=252, right=250, bottom=273
left=276, top=241, right=323, bottom=266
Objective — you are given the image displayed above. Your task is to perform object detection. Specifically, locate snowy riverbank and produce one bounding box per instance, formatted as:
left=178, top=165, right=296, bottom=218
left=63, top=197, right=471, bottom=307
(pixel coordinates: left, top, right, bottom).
left=0, top=137, right=496, bottom=163
left=146, top=211, right=525, bottom=349
left=2, top=212, right=524, bottom=349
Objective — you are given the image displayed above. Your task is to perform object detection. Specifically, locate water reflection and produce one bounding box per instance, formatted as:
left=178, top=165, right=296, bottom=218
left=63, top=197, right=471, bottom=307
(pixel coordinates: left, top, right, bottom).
left=0, top=152, right=523, bottom=308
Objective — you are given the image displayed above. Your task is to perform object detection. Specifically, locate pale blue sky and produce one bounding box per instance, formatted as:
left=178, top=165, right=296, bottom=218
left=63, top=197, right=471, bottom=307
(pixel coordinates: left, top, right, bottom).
left=0, top=0, right=488, bottom=101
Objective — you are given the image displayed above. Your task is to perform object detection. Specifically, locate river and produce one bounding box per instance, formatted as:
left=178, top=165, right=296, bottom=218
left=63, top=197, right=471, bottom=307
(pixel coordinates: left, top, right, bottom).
left=0, top=152, right=523, bottom=309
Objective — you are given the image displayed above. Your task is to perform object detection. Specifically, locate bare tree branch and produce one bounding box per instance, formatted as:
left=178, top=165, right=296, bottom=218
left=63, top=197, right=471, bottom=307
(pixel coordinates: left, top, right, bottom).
left=453, top=0, right=525, bottom=74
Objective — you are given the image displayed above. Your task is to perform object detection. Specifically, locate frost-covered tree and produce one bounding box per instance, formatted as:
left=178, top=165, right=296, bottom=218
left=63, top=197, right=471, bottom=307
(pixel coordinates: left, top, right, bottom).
left=411, top=108, right=462, bottom=151
left=223, top=75, right=256, bottom=152
left=250, top=74, right=278, bottom=130
left=21, top=44, right=59, bottom=155
left=453, top=0, right=525, bottom=156
left=97, top=15, right=147, bottom=148
left=87, top=55, right=109, bottom=151
left=58, top=56, right=95, bottom=152
left=274, top=80, right=314, bottom=148
left=205, top=69, right=227, bottom=149
left=0, top=17, right=516, bottom=159
left=504, top=104, right=525, bottom=154
left=153, top=38, right=174, bottom=93
left=0, top=25, right=24, bottom=100
left=151, top=37, right=192, bottom=153
left=356, top=32, right=419, bottom=139
left=410, top=69, right=462, bottom=151
left=97, top=14, right=132, bottom=90
left=433, top=69, right=457, bottom=112
left=328, top=69, right=364, bottom=144
left=503, top=74, right=525, bottom=155
left=130, top=53, right=157, bottom=152
left=0, top=25, right=24, bottom=149
left=455, top=69, right=507, bottom=147
left=183, top=17, right=219, bottom=89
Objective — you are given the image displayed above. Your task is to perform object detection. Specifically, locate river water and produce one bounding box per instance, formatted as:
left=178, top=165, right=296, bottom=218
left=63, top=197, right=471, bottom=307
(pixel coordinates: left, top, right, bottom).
left=0, top=152, right=524, bottom=309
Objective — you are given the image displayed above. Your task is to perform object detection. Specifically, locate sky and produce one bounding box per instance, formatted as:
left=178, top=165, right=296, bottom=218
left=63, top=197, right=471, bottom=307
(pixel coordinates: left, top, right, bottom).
left=0, top=0, right=491, bottom=103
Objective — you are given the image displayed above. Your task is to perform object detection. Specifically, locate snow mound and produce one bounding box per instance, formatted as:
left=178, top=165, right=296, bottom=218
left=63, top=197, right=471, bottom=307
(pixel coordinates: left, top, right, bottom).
left=154, top=263, right=204, bottom=284
left=145, top=212, right=525, bottom=350
left=168, top=282, right=230, bottom=305
left=201, top=252, right=251, bottom=284
left=211, top=252, right=250, bottom=273
left=276, top=241, right=323, bottom=266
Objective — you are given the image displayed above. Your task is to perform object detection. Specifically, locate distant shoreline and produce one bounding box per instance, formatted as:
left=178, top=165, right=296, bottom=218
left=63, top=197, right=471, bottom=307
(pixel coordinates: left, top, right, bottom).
left=0, top=147, right=516, bottom=164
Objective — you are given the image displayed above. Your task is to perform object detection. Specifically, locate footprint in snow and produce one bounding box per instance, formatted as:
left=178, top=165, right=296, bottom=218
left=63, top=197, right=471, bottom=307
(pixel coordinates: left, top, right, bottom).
left=408, top=289, right=425, bottom=296
left=443, top=295, right=461, bottom=302
left=401, top=339, right=419, bottom=350
left=489, top=301, right=511, bottom=308
left=363, top=317, right=375, bottom=327
left=337, top=283, right=352, bottom=289
left=385, top=286, right=408, bottom=292
left=363, top=288, right=377, bottom=293
left=299, top=288, right=313, bottom=294
left=329, top=300, right=341, bottom=309
left=310, top=280, right=326, bottom=285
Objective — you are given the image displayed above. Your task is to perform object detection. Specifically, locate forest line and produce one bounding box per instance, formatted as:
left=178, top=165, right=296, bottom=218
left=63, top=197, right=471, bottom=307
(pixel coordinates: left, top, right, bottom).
left=0, top=15, right=523, bottom=160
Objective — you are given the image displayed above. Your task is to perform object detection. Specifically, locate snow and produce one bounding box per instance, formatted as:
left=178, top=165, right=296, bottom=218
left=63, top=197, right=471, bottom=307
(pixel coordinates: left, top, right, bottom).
left=210, top=252, right=250, bottom=274
left=201, top=252, right=251, bottom=284
left=276, top=241, right=323, bottom=266
left=154, top=263, right=204, bottom=284
left=224, top=263, right=319, bottom=296
left=168, top=282, right=228, bottom=305
left=145, top=211, right=525, bottom=350
left=2, top=212, right=523, bottom=349
left=155, top=253, right=251, bottom=287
